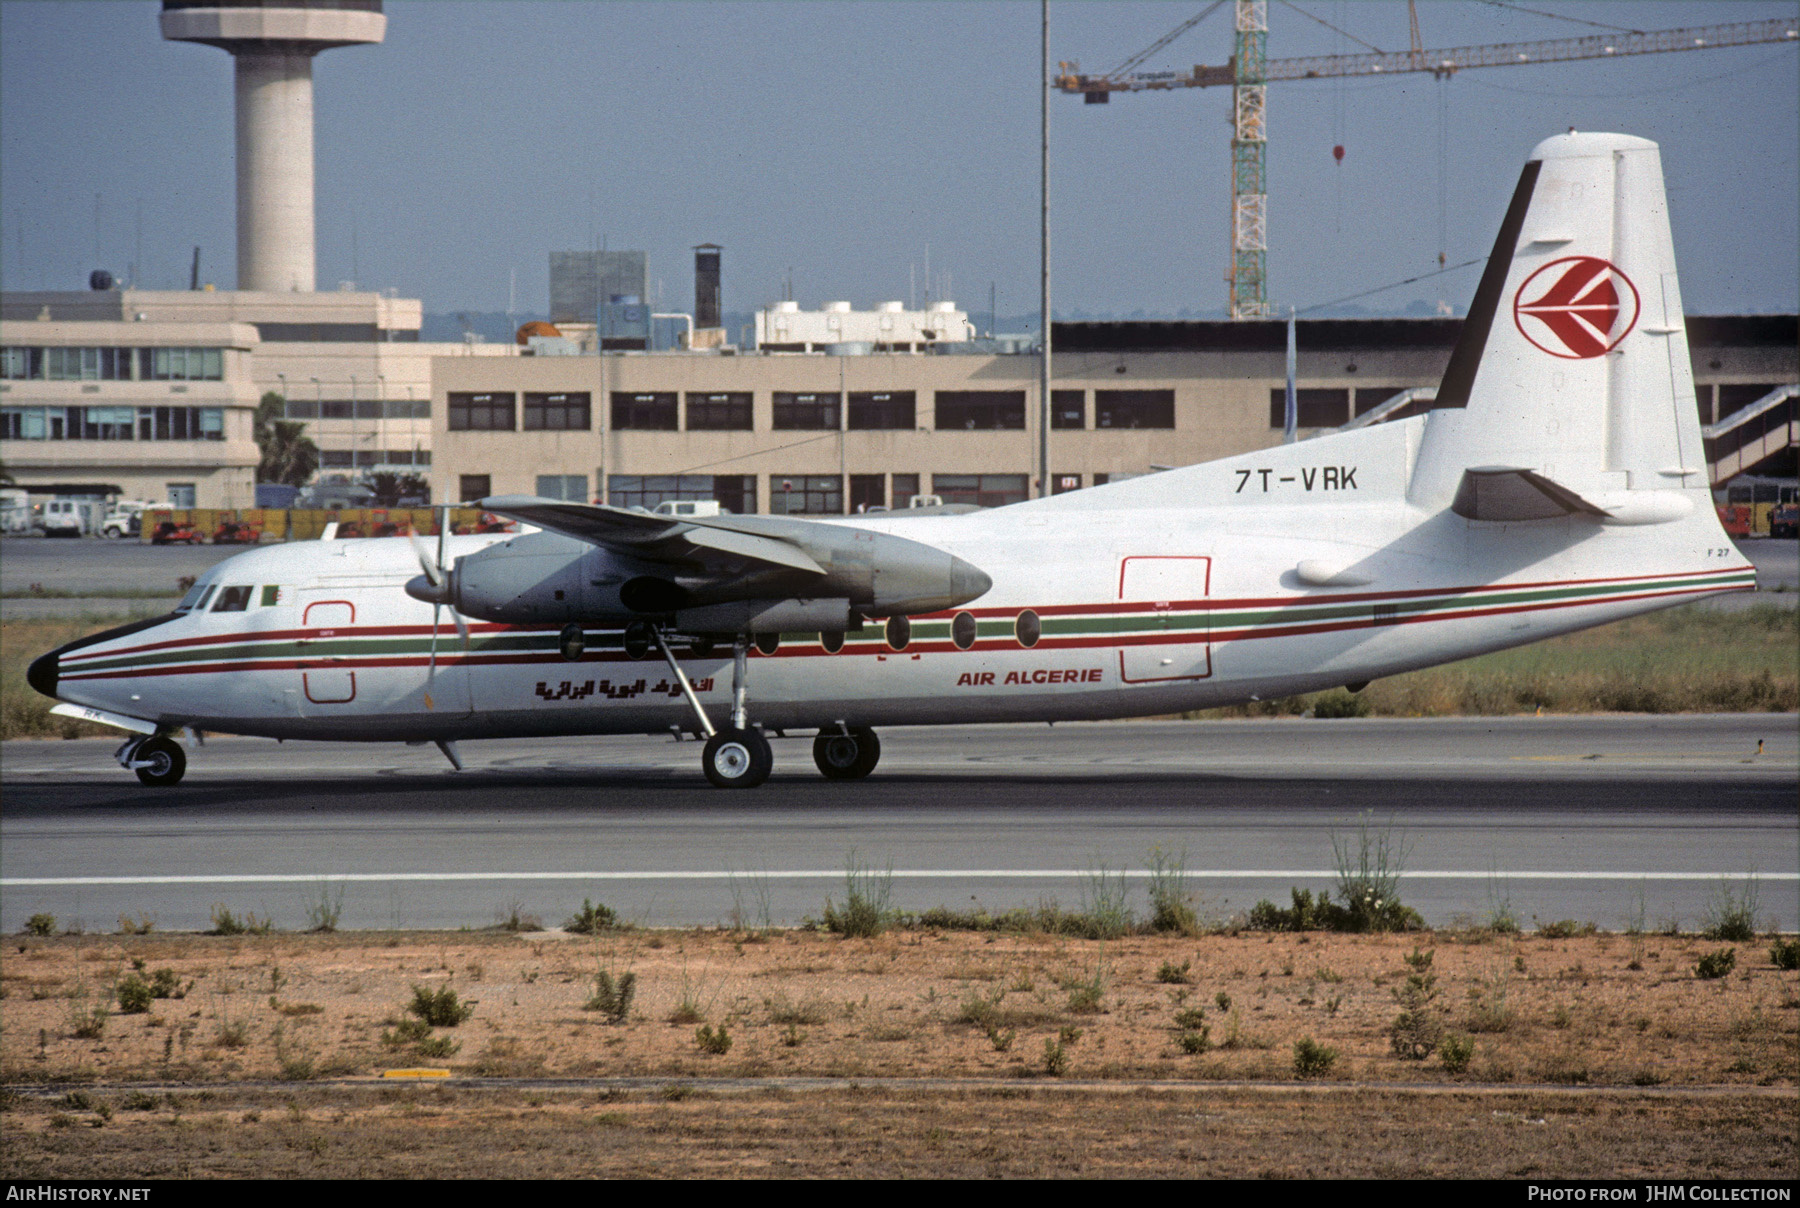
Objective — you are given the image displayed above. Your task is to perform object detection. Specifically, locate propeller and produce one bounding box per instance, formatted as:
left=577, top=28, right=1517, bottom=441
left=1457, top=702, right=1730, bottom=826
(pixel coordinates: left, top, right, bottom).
left=407, top=508, right=469, bottom=677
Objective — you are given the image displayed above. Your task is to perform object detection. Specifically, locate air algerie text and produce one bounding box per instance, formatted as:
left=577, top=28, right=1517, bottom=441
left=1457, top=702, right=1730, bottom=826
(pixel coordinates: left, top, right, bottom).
left=1234, top=466, right=1358, bottom=493
left=957, top=669, right=1103, bottom=687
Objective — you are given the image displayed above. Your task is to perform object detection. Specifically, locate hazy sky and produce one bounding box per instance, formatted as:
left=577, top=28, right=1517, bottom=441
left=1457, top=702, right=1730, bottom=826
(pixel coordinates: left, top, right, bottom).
left=2, top=1, right=1795, bottom=319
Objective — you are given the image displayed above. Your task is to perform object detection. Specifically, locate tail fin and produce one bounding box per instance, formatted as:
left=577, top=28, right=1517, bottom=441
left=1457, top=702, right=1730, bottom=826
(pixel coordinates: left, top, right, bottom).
left=1409, top=133, right=1706, bottom=517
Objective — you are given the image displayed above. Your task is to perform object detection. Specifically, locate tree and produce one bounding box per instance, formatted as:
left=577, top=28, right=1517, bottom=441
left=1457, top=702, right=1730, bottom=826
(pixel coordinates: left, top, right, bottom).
left=255, top=392, right=320, bottom=487
left=366, top=471, right=430, bottom=507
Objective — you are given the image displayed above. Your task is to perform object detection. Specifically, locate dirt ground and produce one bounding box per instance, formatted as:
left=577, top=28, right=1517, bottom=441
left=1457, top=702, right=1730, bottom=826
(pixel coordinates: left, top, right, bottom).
left=2, top=926, right=1795, bottom=1178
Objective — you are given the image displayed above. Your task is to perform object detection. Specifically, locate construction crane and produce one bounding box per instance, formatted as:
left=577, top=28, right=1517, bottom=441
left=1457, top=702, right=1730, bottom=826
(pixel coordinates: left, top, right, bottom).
left=1056, top=3, right=1799, bottom=319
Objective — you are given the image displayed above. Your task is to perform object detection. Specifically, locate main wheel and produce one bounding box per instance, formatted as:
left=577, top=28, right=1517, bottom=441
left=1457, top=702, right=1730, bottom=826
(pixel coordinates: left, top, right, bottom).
left=702, top=727, right=773, bottom=789
left=812, top=726, right=881, bottom=781
left=133, top=736, right=186, bottom=787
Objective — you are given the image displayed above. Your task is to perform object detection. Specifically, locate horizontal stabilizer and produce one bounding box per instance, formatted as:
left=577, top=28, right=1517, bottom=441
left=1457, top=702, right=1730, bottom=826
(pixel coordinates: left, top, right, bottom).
left=1451, top=467, right=1611, bottom=523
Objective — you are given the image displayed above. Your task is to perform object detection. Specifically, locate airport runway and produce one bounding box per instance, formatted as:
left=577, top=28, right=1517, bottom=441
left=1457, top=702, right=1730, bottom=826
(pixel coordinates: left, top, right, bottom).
left=4, top=717, right=1794, bottom=934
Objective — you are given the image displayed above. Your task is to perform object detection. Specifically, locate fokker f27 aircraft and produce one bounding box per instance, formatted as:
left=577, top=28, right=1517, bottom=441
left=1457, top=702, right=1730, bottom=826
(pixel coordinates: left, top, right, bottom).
left=29, top=133, right=1756, bottom=787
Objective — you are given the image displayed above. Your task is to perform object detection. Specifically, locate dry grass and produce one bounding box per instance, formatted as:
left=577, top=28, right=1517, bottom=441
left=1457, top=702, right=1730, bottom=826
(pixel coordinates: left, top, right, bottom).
left=1, top=927, right=1794, bottom=1177
left=4, top=1083, right=1794, bottom=1180
left=1195, top=604, right=1799, bottom=718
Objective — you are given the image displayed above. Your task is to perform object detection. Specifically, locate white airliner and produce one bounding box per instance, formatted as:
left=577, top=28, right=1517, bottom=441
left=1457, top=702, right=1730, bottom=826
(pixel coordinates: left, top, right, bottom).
left=29, top=133, right=1755, bottom=788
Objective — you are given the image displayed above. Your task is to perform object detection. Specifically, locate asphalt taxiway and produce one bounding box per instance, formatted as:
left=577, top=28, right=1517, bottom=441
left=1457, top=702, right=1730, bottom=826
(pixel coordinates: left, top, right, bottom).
left=3, top=716, right=1794, bottom=934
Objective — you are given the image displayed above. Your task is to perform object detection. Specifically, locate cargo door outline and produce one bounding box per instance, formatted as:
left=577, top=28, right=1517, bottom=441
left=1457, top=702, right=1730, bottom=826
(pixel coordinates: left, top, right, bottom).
left=299, top=598, right=357, bottom=707
left=1117, top=555, right=1212, bottom=683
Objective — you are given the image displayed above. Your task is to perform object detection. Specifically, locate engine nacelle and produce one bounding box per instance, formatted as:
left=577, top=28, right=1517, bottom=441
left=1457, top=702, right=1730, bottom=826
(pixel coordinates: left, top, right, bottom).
left=411, top=524, right=991, bottom=627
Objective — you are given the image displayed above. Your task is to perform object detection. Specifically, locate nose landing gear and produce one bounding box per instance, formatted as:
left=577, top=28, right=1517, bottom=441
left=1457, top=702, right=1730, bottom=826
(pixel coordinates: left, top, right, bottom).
left=117, top=735, right=186, bottom=786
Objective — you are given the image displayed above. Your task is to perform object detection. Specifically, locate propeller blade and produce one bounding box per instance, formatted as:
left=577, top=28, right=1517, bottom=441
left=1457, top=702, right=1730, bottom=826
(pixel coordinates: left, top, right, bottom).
left=409, top=530, right=443, bottom=587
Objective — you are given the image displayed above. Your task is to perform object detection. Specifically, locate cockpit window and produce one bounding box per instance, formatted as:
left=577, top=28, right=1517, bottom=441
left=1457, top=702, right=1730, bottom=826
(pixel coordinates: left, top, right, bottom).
left=211, top=585, right=253, bottom=613
left=176, top=584, right=217, bottom=614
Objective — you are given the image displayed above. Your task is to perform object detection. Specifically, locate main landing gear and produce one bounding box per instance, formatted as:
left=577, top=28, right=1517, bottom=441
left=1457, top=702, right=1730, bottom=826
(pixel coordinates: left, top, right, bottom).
left=117, top=734, right=186, bottom=786
left=812, top=726, right=880, bottom=781
left=644, top=622, right=881, bottom=788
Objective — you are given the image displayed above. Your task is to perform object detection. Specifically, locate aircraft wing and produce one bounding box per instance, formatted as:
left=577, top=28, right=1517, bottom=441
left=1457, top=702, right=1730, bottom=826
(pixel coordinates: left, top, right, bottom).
left=479, top=496, right=826, bottom=577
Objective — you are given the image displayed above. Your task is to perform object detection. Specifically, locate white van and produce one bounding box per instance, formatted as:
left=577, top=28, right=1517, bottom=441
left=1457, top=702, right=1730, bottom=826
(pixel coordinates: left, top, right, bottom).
left=41, top=499, right=88, bottom=537
left=652, top=499, right=725, bottom=518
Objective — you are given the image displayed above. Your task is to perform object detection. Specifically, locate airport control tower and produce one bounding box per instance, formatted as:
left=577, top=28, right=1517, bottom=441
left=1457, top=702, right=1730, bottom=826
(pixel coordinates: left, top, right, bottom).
left=160, top=1, right=386, bottom=293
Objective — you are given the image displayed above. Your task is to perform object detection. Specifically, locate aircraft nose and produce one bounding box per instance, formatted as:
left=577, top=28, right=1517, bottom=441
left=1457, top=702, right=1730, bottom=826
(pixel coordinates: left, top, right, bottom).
left=27, top=648, right=59, bottom=698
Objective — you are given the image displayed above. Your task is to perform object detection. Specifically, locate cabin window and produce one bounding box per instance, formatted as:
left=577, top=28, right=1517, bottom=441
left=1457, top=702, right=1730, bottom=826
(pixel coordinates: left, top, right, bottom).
left=951, top=611, right=977, bottom=650
left=211, top=585, right=253, bottom=613
left=885, top=615, right=912, bottom=652
left=1015, top=609, right=1041, bottom=648
left=176, top=582, right=214, bottom=613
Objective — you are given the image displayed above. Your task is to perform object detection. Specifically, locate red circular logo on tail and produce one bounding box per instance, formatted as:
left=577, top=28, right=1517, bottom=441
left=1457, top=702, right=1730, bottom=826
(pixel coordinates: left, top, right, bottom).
left=1512, top=256, right=1640, bottom=359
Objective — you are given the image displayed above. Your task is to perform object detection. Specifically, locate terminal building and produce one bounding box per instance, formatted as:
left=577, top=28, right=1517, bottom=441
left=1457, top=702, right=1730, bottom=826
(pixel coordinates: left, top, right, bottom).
left=1, top=287, right=513, bottom=507
left=427, top=313, right=1797, bottom=515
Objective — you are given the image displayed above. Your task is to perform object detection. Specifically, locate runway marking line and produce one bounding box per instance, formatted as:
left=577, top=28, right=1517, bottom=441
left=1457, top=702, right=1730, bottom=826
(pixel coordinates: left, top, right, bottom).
left=6, top=869, right=1796, bottom=887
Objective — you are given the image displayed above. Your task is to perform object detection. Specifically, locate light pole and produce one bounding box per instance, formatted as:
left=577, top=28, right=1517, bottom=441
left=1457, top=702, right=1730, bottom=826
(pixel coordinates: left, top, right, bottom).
left=309, top=377, right=322, bottom=477
left=375, top=373, right=386, bottom=474
left=349, top=374, right=358, bottom=480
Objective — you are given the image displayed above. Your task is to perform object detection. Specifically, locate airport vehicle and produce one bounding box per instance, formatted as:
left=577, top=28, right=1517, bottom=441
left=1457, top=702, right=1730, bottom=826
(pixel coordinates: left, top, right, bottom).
left=28, top=133, right=1757, bottom=788
left=101, top=501, right=161, bottom=540
left=39, top=499, right=92, bottom=538
left=212, top=520, right=261, bottom=545
left=150, top=520, right=203, bottom=546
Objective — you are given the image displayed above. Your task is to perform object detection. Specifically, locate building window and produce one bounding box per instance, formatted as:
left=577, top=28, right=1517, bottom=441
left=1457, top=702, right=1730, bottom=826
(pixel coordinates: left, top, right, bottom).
left=608, top=474, right=755, bottom=514
left=166, top=484, right=197, bottom=508
left=1052, top=473, right=1083, bottom=494
left=770, top=474, right=842, bottom=515
left=933, top=473, right=1029, bottom=508
left=849, top=474, right=886, bottom=513
left=848, top=391, right=915, bottom=429
left=611, top=392, right=679, bottom=430
left=523, top=392, right=591, bottom=431
left=139, top=347, right=224, bottom=381
left=448, top=392, right=516, bottom=431
left=2, top=405, right=220, bottom=441
left=1269, top=388, right=1350, bottom=429
left=535, top=474, right=588, bottom=501
left=773, top=392, right=840, bottom=430
left=935, top=390, right=1025, bottom=430
left=1095, top=389, right=1174, bottom=429
left=1718, top=383, right=1783, bottom=419
left=891, top=473, right=920, bottom=505
left=458, top=474, right=492, bottom=502
left=1052, top=390, right=1086, bottom=429
left=685, top=392, right=753, bottom=431
left=1353, top=386, right=1413, bottom=417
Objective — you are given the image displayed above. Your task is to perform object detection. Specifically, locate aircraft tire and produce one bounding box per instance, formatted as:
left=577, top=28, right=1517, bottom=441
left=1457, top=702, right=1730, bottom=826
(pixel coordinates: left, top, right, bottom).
left=812, top=726, right=880, bottom=781
left=134, top=737, right=186, bottom=787
left=702, top=727, right=772, bottom=789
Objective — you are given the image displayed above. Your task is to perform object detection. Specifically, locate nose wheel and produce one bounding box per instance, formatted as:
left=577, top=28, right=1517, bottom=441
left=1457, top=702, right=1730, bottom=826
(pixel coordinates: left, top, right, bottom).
left=813, top=726, right=881, bottom=780
left=118, top=735, right=186, bottom=786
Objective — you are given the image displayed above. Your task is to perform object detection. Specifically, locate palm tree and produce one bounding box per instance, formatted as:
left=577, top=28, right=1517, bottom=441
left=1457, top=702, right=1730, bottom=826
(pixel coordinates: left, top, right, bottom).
left=255, top=394, right=319, bottom=486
